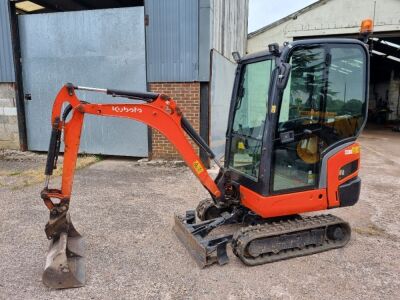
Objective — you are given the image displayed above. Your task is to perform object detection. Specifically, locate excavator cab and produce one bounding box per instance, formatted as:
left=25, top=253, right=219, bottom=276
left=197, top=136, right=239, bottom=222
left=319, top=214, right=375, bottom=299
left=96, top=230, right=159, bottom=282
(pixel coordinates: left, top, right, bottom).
left=40, top=38, right=369, bottom=288
left=223, top=39, right=368, bottom=214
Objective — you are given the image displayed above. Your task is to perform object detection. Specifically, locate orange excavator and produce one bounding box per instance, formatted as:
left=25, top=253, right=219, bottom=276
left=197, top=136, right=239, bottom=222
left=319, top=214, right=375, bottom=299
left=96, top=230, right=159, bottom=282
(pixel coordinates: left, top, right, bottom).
left=40, top=36, right=370, bottom=288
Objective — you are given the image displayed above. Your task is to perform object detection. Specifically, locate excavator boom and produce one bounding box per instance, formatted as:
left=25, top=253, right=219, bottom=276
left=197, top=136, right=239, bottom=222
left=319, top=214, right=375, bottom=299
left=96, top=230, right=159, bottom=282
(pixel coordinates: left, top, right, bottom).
left=41, top=84, right=222, bottom=288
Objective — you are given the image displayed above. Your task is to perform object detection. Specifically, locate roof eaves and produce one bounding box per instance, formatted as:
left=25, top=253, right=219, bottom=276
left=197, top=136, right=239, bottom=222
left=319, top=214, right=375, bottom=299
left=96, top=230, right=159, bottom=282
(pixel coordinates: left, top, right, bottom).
left=248, top=0, right=331, bottom=39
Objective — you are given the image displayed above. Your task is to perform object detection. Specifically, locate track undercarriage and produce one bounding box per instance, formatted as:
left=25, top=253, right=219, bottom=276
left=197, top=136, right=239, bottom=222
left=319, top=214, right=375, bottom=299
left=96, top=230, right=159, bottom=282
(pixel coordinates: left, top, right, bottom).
left=173, top=199, right=351, bottom=267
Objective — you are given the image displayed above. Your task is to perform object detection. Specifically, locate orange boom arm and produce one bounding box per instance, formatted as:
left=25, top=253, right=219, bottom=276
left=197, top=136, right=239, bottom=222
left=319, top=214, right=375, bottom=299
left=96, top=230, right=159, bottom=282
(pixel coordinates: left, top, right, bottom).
left=41, top=84, right=221, bottom=214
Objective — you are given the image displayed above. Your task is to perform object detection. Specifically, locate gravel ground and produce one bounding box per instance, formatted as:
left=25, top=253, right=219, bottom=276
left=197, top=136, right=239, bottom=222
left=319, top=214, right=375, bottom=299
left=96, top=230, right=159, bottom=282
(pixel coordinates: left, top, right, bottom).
left=0, top=128, right=399, bottom=299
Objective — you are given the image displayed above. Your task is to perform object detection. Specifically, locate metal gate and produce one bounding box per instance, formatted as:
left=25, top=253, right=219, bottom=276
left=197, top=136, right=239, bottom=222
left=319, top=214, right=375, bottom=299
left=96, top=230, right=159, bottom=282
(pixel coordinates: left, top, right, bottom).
left=19, top=7, right=148, bottom=156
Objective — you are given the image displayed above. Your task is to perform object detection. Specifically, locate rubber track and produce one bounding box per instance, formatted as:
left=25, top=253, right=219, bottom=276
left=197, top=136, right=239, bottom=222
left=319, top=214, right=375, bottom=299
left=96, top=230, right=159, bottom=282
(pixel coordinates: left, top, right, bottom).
left=232, top=214, right=351, bottom=266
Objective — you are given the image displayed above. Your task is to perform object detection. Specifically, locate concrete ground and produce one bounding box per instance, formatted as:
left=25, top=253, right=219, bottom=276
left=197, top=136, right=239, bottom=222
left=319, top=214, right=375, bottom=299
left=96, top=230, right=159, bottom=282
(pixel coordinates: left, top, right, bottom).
left=0, top=128, right=399, bottom=300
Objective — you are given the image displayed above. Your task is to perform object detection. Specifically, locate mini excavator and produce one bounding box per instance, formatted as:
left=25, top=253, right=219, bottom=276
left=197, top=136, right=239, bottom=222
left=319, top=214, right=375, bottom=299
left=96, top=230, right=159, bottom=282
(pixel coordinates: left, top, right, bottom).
left=40, top=35, right=371, bottom=288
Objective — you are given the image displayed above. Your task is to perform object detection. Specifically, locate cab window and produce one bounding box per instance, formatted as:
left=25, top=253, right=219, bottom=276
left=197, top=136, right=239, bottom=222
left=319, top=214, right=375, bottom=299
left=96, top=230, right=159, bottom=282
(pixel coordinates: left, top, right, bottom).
left=324, top=46, right=366, bottom=142
left=229, top=59, right=273, bottom=179
left=271, top=44, right=367, bottom=193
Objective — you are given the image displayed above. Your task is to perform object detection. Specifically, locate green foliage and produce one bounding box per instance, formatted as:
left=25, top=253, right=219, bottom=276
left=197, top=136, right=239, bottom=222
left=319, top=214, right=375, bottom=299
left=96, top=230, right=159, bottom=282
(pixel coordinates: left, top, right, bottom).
left=341, top=99, right=363, bottom=115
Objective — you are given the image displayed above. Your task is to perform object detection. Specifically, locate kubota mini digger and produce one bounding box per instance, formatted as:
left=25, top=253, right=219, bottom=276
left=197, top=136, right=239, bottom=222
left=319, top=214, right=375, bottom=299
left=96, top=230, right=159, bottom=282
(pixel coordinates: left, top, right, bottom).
left=40, top=37, right=369, bottom=288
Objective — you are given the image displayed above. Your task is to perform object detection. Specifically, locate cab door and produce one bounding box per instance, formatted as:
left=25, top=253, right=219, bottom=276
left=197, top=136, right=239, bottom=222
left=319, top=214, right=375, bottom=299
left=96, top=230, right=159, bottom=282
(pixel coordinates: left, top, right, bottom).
left=271, top=42, right=368, bottom=194
left=227, top=58, right=274, bottom=181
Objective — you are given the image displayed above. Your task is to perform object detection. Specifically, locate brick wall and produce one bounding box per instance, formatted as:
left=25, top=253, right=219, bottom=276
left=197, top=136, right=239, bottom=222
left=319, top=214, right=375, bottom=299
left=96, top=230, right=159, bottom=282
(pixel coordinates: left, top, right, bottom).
left=0, top=83, right=19, bottom=149
left=149, top=82, right=200, bottom=159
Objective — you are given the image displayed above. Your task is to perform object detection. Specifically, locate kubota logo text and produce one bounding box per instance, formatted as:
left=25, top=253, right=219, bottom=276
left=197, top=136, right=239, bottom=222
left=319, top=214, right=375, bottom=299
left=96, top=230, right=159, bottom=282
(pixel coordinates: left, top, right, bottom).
left=112, top=106, right=143, bottom=113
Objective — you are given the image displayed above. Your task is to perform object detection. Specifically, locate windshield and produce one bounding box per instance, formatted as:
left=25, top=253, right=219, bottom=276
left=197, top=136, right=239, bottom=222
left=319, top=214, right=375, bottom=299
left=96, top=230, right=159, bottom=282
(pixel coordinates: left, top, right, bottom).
left=229, top=59, right=273, bottom=179
left=278, top=45, right=367, bottom=144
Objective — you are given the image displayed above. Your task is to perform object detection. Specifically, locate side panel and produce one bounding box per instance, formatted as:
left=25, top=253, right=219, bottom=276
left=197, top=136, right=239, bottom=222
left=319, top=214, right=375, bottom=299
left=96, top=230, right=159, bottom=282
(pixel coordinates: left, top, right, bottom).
left=240, top=186, right=328, bottom=218
left=239, top=142, right=361, bottom=218
left=318, top=141, right=355, bottom=188
left=326, top=142, right=360, bottom=208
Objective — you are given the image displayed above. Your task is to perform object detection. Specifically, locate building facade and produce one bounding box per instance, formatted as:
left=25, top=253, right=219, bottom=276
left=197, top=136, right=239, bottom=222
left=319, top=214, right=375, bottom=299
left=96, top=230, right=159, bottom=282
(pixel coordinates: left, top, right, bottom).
left=0, top=0, right=248, bottom=160
left=247, top=0, right=400, bottom=123
left=146, top=0, right=248, bottom=159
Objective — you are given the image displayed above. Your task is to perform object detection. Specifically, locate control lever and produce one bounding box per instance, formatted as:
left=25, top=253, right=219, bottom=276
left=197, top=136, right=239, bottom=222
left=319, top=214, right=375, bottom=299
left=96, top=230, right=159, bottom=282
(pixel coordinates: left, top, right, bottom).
left=303, top=129, right=313, bottom=135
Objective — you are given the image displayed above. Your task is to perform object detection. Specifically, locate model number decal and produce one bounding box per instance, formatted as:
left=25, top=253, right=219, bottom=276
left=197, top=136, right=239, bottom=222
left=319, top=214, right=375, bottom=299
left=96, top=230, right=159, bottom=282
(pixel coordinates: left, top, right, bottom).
left=345, top=146, right=360, bottom=155
left=112, top=106, right=143, bottom=113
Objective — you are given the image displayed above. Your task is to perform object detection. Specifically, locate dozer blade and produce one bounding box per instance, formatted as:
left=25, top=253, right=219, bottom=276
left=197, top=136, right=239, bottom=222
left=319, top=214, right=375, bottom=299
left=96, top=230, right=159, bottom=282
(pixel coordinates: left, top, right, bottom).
left=42, top=218, right=85, bottom=289
left=173, top=212, right=232, bottom=268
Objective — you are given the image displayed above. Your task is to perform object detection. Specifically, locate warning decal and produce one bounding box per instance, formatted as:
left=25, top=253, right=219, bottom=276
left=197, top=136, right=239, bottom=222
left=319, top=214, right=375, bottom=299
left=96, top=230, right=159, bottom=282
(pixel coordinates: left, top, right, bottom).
left=193, top=160, right=204, bottom=175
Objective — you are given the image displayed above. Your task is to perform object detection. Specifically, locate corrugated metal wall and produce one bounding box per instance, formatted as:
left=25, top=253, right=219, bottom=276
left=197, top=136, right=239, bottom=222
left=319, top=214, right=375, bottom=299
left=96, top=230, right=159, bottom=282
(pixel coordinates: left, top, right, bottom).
left=198, top=0, right=211, bottom=81
left=0, top=0, right=15, bottom=82
left=210, top=0, right=248, bottom=60
left=145, top=0, right=199, bottom=82
left=0, top=0, right=248, bottom=84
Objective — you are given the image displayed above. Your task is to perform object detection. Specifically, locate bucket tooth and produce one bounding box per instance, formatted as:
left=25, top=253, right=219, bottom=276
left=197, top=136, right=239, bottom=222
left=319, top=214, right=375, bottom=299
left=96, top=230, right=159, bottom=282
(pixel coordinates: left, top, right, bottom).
left=42, top=219, right=85, bottom=289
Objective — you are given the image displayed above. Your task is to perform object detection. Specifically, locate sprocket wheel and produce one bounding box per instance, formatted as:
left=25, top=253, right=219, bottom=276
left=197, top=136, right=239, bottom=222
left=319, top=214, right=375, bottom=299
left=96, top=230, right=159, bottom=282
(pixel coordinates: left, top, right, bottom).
left=196, top=198, right=222, bottom=221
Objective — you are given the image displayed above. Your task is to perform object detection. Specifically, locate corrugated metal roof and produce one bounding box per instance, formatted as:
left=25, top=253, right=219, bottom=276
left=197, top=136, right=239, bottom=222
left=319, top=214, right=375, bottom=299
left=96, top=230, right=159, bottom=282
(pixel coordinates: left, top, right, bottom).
left=0, top=0, right=15, bottom=82
left=145, top=0, right=199, bottom=82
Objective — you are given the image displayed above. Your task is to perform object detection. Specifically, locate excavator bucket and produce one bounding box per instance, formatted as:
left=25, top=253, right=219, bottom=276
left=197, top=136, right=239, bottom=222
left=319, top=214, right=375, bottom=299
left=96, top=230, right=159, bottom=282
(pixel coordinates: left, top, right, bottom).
left=42, top=215, right=85, bottom=289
